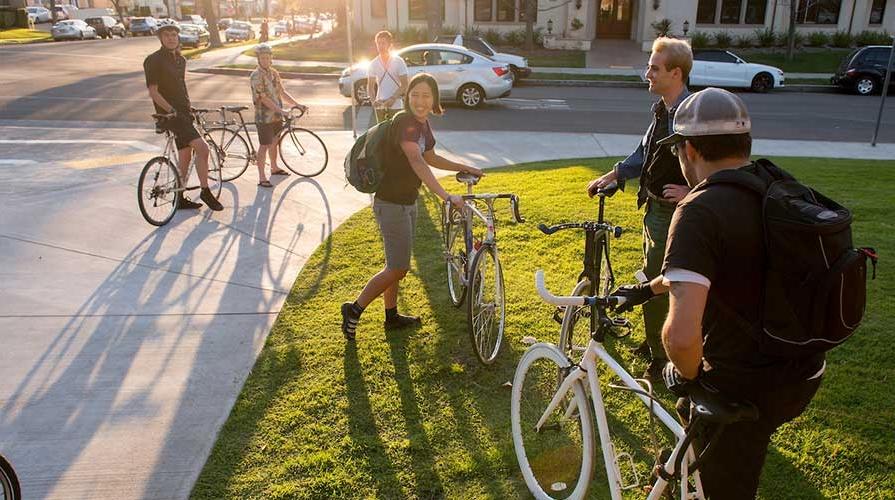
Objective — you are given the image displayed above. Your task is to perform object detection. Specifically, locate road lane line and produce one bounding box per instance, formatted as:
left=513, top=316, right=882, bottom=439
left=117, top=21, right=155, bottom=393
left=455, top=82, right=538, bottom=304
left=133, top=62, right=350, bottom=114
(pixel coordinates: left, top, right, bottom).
left=0, top=139, right=158, bottom=151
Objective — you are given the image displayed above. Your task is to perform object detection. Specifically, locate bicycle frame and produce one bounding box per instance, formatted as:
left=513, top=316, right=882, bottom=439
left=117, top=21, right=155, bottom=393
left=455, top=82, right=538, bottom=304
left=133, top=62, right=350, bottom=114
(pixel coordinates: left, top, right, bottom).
left=445, top=191, right=521, bottom=287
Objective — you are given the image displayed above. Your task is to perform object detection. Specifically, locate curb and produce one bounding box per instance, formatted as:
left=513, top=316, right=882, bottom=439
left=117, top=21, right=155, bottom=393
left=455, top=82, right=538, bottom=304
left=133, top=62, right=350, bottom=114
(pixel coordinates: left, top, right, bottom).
left=192, top=67, right=340, bottom=80
left=518, top=78, right=840, bottom=94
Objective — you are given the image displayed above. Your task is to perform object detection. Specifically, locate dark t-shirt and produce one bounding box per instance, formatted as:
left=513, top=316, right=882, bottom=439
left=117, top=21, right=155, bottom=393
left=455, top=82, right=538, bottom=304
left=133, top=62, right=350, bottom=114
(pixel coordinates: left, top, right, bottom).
left=375, top=113, right=436, bottom=206
left=143, top=47, right=191, bottom=113
left=663, top=164, right=823, bottom=396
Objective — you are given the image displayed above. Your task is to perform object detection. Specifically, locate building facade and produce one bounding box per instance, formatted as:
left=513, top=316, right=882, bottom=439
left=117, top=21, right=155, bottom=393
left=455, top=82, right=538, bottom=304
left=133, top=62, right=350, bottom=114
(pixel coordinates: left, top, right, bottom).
left=350, top=0, right=894, bottom=50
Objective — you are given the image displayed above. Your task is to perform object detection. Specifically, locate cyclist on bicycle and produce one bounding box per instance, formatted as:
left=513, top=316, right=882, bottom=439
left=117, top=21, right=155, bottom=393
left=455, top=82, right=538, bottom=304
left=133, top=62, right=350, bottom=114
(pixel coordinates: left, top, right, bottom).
left=612, top=88, right=824, bottom=498
left=143, top=23, right=223, bottom=211
left=249, top=43, right=307, bottom=187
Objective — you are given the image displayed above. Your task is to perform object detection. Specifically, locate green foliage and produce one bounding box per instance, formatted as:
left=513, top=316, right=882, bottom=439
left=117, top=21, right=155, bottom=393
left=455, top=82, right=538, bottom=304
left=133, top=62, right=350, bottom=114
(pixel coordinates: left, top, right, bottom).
left=440, top=24, right=459, bottom=36
left=463, top=25, right=482, bottom=39
left=650, top=18, right=672, bottom=38
left=754, top=27, right=776, bottom=47
left=483, top=28, right=502, bottom=45
left=713, top=31, right=732, bottom=48
left=570, top=17, right=583, bottom=31
left=807, top=31, right=831, bottom=47
left=855, top=30, right=891, bottom=46
left=193, top=158, right=895, bottom=500
left=735, top=34, right=753, bottom=49
left=689, top=31, right=710, bottom=49
left=831, top=30, right=854, bottom=48
left=397, top=26, right=425, bottom=44
left=502, top=29, right=524, bottom=46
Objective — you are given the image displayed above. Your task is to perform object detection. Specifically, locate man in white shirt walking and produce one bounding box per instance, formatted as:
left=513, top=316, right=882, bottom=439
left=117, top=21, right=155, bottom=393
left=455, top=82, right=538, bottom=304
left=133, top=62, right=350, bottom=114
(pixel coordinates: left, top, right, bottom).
left=367, top=30, right=409, bottom=123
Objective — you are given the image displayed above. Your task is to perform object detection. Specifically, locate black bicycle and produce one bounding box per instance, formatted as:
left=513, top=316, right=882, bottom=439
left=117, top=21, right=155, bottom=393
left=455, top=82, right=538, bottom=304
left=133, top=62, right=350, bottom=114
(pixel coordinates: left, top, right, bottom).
left=0, top=453, right=21, bottom=500
left=205, top=106, right=328, bottom=180
left=538, top=180, right=632, bottom=362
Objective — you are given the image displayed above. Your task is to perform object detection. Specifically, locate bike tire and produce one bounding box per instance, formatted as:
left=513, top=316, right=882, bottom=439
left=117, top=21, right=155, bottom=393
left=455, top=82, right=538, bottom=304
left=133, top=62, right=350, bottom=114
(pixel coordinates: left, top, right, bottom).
left=560, top=236, right=614, bottom=362
left=511, top=342, right=594, bottom=500
left=137, top=156, right=179, bottom=226
left=0, top=453, right=22, bottom=500
left=277, top=127, right=328, bottom=177
left=206, top=127, right=250, bottom=181
left=466, top=243, right=505, bottom=365
left=443, top=203, right=467, bottom=307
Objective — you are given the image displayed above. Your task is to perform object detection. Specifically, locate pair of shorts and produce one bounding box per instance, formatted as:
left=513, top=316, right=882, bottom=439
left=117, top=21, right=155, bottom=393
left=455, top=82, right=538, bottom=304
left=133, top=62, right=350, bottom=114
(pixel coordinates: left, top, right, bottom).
left=258, top=120, right=283, bottom=146
left=167, top=113, right=201, bottom=150
left=373, top=198, right=417, bottom=270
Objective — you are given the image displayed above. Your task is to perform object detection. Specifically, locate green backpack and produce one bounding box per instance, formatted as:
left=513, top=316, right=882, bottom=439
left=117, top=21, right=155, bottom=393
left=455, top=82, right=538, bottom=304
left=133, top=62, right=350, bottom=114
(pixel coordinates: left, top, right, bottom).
left=343, top=111, right=407, bottom=193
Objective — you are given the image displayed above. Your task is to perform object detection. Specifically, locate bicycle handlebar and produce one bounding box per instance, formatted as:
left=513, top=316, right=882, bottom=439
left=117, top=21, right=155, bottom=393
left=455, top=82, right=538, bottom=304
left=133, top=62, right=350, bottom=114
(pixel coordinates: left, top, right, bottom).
left=457, top=193, right=525, bottom=223
left=538, top=221, right=620, bottom=236
left=535, top=270, right=626, bottom=308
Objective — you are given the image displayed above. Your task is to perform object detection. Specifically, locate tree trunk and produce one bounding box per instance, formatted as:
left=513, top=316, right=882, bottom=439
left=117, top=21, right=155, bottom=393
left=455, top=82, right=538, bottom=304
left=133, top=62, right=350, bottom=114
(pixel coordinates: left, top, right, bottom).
left=50, top=0, right=57, bottom=23
left=110, top=0, right=126, bottom=24
left=524, top=0, right=534, bottom=51
left=427, top=0, right=442, bottom=39
left=336, top=0, right=347, bottom=31
left=786, top=0, right=797, bottom=61
left=203, top=0, right=222, bottom=46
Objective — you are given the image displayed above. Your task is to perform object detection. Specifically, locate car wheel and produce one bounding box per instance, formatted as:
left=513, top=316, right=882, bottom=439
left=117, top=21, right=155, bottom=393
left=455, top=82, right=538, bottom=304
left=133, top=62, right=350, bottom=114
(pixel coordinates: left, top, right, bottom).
left=509, top=65, right=518, bottom=85
left=353, top=80, right=369, bottom=105
left=750, top=72, right=773, bottom=93
left=854, top=76, right=877, bottom=96
left=79, top=32, right=84, bottom=40
left=458, top=83, right=485, bottom=109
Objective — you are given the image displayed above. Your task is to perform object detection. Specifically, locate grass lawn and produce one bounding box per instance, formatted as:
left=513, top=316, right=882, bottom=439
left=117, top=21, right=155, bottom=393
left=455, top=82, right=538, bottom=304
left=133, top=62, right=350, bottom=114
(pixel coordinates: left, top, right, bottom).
left=254, top=35, right=361, bottom=63
left=219, top=63, right=343, bottom=74
left=0, top=28, right=52, bottom=44
left=736, top=48, right=851, bottom=74
left=181, top=39, right=256, bottom=60
left=192, top=158, right=894, bottom=499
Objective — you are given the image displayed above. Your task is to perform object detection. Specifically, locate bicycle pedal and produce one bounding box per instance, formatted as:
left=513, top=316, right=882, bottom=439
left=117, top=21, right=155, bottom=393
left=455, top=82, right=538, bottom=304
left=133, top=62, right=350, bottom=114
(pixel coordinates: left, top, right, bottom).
left=611, top=317, right=631, bottom=328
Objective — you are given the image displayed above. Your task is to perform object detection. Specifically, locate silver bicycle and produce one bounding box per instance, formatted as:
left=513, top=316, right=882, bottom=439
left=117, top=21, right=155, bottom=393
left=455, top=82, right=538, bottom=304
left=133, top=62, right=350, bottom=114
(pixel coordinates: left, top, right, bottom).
left=442, top=172, right=524, bottom=365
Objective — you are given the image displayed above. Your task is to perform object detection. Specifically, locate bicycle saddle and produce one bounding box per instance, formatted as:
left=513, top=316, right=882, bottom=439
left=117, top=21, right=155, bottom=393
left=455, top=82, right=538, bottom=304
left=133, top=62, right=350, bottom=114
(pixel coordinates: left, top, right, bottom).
left=687, top=382, right=759, bottom=425
left=223, top=105, right=248, bottom=112
left=456, top=172, right=480, bottom=185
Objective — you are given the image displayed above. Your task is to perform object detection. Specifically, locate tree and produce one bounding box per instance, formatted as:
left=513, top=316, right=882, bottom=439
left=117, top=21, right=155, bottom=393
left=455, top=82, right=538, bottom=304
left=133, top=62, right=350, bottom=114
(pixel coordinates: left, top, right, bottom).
left=426, top=0, right=443, bottom=39
left=202, top=0, right=222, bottom=46
left=109, top=0, right=127, bottom=24
left=786, top=0, right=798, bottom=61
left=524, top=0, right=535, bottom=51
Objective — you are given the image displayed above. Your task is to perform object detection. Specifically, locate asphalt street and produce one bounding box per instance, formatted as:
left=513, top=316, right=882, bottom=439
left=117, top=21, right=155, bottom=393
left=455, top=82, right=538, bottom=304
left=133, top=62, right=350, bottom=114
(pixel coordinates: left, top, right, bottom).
left=2, top=36, right=894, bottom=142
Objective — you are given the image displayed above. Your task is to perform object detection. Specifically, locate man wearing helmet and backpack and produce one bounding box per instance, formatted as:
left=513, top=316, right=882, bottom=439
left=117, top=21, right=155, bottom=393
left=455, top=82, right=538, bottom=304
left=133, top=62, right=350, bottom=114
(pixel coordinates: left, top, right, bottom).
left=249, top=43, right=306, bottom=187
left=143, top=23, right=223, bottom=211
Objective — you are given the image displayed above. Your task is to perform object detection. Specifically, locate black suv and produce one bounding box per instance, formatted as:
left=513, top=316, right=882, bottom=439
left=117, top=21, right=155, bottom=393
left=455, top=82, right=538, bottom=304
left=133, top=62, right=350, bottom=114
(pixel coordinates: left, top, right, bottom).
left=831, top=46, right=894, bottom=95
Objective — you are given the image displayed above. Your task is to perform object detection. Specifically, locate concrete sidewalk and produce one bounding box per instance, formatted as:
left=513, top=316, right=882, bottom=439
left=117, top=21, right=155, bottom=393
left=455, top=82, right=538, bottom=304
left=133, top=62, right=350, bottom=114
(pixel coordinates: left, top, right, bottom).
left=0, top=124, right=892, bottom=500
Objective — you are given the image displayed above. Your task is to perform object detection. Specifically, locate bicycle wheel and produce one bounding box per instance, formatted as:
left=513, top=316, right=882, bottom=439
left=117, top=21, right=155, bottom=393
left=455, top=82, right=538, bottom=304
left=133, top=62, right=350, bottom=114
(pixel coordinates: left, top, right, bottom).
left=277, top=127, right=328, bottom=177
left=137, top=156, right=179, bottom=226
left=206, top=127, right=250, bottom=181
left=466, top=243, right=505, bottom=365
left=511, top=343, right=594, bottom=500
left=560, top=237, right=614, bottom=361
left=443, top=203, right=467, bottom=307
left=0, top=454, right=22, bottom=500
left=205, top=144, right=224, bottom=198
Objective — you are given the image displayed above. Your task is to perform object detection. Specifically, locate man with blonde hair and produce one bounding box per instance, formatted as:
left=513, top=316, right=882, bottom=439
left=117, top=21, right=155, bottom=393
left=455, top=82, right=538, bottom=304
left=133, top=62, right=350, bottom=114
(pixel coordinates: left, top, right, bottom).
left=586, top=37, right=693, bottom=379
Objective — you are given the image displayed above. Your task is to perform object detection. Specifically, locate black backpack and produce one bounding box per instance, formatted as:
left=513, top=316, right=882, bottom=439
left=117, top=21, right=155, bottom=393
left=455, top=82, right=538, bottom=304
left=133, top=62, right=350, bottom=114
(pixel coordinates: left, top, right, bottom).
left=698, top=159, right=878, bottom=359
left=343, top=111, right=406, bottom=193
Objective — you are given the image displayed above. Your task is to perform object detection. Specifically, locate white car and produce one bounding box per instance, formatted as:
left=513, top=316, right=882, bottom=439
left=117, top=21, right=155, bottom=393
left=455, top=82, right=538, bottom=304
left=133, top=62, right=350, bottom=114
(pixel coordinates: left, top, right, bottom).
left=52, top=4, right=78, bottom=20
left=179, top=15, right=207, bottom=29
left=273, top=20, right=288, bottom=36
left=689, top=49, right=785, bottom=92
left=225, top=21, right=255, bottom=42
left=339, top=43, right=513, bottom=109
left=51, top=19, right=97, bottom=40
left=435, top=34, right=531, bottom=84
left=26, top=6, right=52, bottom=23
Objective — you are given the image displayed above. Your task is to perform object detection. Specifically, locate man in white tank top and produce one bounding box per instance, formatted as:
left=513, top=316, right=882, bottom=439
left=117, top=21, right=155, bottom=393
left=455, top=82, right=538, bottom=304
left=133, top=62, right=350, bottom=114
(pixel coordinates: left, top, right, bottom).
left=367, top=30, right=409, bottom=124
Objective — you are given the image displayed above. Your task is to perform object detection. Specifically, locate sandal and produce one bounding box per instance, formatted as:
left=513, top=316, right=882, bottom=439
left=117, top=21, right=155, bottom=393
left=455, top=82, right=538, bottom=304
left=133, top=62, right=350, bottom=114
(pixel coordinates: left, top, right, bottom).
left=258, top=180, right=273, bottom=187
left=271, top=169, right=290, bottom=176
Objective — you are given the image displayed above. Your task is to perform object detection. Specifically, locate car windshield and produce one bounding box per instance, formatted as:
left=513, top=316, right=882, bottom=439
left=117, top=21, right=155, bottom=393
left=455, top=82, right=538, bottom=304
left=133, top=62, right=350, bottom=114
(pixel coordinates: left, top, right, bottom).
left=27, top=7, right=38, bottom=12
left=181, top=25, right=199, bottom=34
left=132, top=18, right=147, bottom=23
left=233, top=22, right=250, bottom=29
left=58, top=20, right=77, bottom=25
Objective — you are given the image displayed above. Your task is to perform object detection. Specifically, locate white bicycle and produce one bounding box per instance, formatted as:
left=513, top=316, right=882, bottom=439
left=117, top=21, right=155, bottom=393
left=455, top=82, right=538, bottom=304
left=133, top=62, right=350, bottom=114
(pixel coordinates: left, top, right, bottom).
left=510, top=270, right=759, bottom=500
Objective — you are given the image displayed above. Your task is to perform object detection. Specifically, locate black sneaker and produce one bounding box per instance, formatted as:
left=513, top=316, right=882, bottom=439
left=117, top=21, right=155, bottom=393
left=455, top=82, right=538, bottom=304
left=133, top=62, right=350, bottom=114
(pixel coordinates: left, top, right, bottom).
left=384, top=313, right=421, bottom=331
left=341, top=302, right=361, bottom=340
left=642, top=359, right=666, bottom=382
left=177, top=193, right=203, bottom=210
left=200, top=188, right=223, bottom=211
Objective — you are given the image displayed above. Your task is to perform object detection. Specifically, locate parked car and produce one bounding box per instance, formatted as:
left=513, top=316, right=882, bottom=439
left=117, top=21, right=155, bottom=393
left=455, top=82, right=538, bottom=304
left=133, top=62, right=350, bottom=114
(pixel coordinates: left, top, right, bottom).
left=179, top=23, right=209, bottom=47
left=129, top=16, right=158, bottom=36
left=339, top=43, right=513, bottom=109
left=52, top=4, right=78, bottom=20
left=225, top=21, right=255, bottom=42
left=179, top=14, right=207, bottom=29
left=273, top=20, right=288, bottom=37
left=85, top=16, right=124, bottom=38
left=434, top=34, right=531, bottom=83
left=25, top=6, right=52, bottom=23
left=218, top=17, right=233, bottom=30
left=51, top=19, right=96, bottom=40
left=831, top=45, right=895, bottom=96
left=688, top=49, right=785, bottom=92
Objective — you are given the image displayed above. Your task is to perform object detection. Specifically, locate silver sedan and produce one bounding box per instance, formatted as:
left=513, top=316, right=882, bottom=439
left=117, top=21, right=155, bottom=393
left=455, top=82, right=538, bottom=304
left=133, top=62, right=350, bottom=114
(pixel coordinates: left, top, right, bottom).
left=339, top=43, right=513, bottom=110
left=51, top=19, right=97, bottom=41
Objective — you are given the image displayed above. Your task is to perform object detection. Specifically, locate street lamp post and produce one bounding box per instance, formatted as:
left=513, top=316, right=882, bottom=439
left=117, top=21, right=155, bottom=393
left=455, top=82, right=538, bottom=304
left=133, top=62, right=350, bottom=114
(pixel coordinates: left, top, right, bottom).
left=870, top=35, right=894, bottom=147
left=347, top=0, right=357, bottom=139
